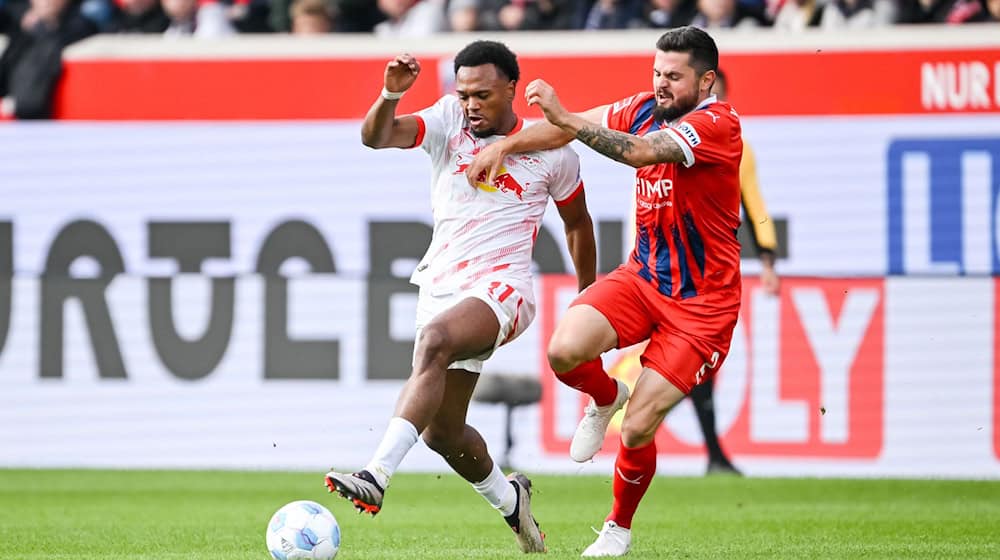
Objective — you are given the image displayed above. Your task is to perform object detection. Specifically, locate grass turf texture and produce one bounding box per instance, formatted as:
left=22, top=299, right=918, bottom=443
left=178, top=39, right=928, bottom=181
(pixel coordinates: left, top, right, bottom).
left=1, top=470, right=998, bottom=559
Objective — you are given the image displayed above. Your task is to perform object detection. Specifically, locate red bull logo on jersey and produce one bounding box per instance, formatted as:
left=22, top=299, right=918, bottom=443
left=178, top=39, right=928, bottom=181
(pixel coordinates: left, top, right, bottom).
left=473, top=165, right=525, bottom=200
left=492, top=171, right=526, bottom=200
left=454, top=155, right=526, bottom=200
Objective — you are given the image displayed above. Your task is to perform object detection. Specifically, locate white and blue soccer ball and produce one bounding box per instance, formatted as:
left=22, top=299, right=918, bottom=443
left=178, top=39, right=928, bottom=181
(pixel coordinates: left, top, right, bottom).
left=266, top=500, right=341, bottom=560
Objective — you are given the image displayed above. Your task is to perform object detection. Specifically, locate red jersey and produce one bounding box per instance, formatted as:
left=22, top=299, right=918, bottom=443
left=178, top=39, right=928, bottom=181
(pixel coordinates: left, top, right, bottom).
left=605, top=92, right=743, bottom=298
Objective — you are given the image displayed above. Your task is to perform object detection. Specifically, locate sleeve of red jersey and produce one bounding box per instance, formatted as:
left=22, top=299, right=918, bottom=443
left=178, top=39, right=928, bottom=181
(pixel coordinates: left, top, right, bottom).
left=662, top=107, right=740, bottom=168
left=602, top=93, right=652, bottom=133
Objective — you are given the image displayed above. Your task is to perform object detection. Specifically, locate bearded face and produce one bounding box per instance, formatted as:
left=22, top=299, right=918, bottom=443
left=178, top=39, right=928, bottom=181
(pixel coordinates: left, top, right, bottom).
left=650, top=50, right=707, bottom=123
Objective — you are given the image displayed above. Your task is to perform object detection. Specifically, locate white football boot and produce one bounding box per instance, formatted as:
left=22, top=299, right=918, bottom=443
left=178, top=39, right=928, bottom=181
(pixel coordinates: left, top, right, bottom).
left=504, top=472, right=546, bottom=553
left=570, top=380, right=630, bottom=462
left=581, top=520, right=632, bottom=557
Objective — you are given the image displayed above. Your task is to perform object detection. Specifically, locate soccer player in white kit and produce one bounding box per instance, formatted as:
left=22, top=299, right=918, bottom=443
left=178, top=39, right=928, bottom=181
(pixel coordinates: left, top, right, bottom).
left=325, top=40, right=596, bottom=553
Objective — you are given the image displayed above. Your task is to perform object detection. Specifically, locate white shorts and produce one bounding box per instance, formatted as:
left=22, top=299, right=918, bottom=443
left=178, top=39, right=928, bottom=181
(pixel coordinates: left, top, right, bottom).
left=413, top=279, right=536, bottom=373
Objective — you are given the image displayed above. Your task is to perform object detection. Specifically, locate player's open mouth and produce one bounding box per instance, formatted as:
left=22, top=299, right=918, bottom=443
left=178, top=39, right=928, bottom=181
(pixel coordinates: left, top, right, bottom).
left=468, top=115, right=485, bottom=127
left=656, top=93, right=672, bottom=104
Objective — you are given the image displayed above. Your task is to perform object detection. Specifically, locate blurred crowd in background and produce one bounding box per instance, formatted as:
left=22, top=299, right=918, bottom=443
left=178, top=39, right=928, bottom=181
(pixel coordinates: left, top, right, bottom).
left=1, top=0, right=999, bottom=119
left=3, top=0, right=1000, bottom=39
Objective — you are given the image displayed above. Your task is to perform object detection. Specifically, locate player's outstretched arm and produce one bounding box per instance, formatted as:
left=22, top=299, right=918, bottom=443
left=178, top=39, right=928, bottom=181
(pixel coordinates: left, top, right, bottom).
left=361, top=54, right=423, bottom=149
left=465, top=104, right=607, bottom=188
left=557, top=190, right=597, bottom=292
left=528, top=79, right=686, bottom=168
left=573, top=127, right=686, bottom=168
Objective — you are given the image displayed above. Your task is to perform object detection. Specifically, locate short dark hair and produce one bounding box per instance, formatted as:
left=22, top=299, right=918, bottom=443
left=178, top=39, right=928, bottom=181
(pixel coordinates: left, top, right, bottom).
left=453, top=40, right=520, bottom=83
left=655, top=26, right=719, bottom=76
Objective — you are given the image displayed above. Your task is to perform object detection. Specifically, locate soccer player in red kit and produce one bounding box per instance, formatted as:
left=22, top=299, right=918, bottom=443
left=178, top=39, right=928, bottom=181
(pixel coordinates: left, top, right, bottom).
left=465, top=27, right=741, bottom=556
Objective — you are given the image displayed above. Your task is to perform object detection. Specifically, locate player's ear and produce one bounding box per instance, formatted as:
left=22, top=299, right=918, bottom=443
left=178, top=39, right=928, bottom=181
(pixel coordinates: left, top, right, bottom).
left=702, top=70, right=716, bottom=95
left=506, top=80, right=517, bottom=102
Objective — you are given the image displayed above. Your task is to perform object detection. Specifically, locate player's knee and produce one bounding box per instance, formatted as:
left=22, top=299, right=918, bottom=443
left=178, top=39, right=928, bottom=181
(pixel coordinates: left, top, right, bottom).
left=620, top=415, right=659, bottom=448
left=414, top=324, right=454, bottom=370
left=546, top=336, right=584, bottom=374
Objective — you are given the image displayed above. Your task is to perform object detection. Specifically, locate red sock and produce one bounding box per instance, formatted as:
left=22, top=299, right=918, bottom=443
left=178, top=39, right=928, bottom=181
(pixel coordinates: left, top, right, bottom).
left=608, top=439, right=656, bottom=529
left=555, top=357, right=618, bottom=406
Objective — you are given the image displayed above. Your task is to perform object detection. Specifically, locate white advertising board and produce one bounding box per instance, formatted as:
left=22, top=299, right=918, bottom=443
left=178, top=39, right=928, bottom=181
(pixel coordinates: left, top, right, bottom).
left=0, top=119, right=998, bottom=477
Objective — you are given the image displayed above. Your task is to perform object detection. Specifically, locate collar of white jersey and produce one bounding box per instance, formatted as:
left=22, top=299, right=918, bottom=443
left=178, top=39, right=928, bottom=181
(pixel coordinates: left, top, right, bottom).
left=501, top=116, right=524, bottom=136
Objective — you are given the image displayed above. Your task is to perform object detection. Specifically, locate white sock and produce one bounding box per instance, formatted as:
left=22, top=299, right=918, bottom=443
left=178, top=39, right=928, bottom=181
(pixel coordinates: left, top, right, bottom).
left=364, top=417, right=419, bottom=489
left=471, top=462, right=517, bottom=517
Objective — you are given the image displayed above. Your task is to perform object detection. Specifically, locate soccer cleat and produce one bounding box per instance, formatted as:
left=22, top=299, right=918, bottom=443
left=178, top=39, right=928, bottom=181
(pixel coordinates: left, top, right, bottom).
left=570, top=380, right=630, bottom=463
left=581, top=520, right=631, bottom=557
left=325, top=469, right=385, bottom=516
left=503, top=472, right=546, bottom=553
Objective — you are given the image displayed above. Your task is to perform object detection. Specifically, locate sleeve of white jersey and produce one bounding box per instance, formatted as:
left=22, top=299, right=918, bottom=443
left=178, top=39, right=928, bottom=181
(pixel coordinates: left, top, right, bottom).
left=413, top=96, right=459, bottom=161
left=549, top=147, right=584, bottom=207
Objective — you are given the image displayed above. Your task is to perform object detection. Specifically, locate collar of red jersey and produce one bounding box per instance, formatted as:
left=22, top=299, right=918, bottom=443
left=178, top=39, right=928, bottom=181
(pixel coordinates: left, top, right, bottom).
left=667, top=94, right=718, bottom=127
left=694, top=94, right=718, bottom=111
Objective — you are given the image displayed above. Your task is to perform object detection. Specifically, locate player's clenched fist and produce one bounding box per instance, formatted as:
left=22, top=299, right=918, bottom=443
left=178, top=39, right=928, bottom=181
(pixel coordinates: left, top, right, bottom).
left=524, top=79, right=569, bottom=127
left=385, top=54, right=421, bottom=95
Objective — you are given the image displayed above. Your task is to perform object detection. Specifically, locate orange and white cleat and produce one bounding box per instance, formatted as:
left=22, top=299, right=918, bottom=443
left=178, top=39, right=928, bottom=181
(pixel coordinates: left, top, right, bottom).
left=324, top=469, right=385, bottom=517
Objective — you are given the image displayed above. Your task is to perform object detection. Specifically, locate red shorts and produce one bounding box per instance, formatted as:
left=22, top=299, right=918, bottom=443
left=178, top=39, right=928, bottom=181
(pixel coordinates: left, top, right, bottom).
left=573, top=265, right=740, bottom=394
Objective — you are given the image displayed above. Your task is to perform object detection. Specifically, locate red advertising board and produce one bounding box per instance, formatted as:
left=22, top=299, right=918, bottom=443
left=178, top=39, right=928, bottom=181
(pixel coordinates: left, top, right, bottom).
left=54, top=49, right=1000, bottom=120
left=540, top=275, right=884, bottom=459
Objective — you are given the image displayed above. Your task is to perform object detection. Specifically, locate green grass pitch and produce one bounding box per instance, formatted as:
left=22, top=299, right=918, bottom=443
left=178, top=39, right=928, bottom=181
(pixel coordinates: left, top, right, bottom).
left=1, top=469, right=998, bottom=559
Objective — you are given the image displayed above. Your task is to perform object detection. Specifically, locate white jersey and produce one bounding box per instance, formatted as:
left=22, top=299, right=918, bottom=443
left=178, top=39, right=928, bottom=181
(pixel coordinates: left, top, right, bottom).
left=409, top=95, right=584, bottom=296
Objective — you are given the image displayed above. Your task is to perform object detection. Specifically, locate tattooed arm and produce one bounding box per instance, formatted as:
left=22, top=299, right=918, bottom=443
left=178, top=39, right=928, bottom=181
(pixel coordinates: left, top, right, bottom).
left=525, top=78, right=686, bottom=168
left=573, top=126, right=686, bottom=168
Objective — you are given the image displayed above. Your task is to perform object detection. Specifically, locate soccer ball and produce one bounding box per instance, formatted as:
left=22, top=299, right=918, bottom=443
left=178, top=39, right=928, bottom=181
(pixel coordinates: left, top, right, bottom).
left=266, top=500, right=341, bottom=560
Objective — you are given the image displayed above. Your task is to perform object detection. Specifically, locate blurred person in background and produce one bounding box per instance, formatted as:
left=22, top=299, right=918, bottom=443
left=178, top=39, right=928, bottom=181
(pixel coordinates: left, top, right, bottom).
left=639, top=0, right=697, bottom=27
left=289, top=0, right=334, bottom=32
left=227, top=0, right=272, bottom=32
left=373, top=0, right=445, bottom=36
left=979, top=0, right=1000, bottom=20
left=330, top=0, right=384, bottom=31
left=324, top=40, right=596, bottom=554
left=0, top=0, right=96, bottom=119
left=714, top=68, right=779, bottom=299
left=818, top=0, right=895, bottom=28
left=447, top=0, right=478, bottom=29
left=771, top=0, right=820, bottom=29
left=579, top=0, right=644, bottom=28
left=690, top=0, right=769, bottom=28
left=459, top=0, right=575, bottom=31
left=107, top=0, right=168, bottom=32
left=682, top=66, right=778, bottom=475
left=896, top=0, right=986, bottom=22
left=162, top=0, right=237, bottom=35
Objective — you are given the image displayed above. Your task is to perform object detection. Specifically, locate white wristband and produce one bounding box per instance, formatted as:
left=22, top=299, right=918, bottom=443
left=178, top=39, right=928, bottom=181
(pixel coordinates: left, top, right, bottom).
left=381, top=87, right=405, bottom=101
